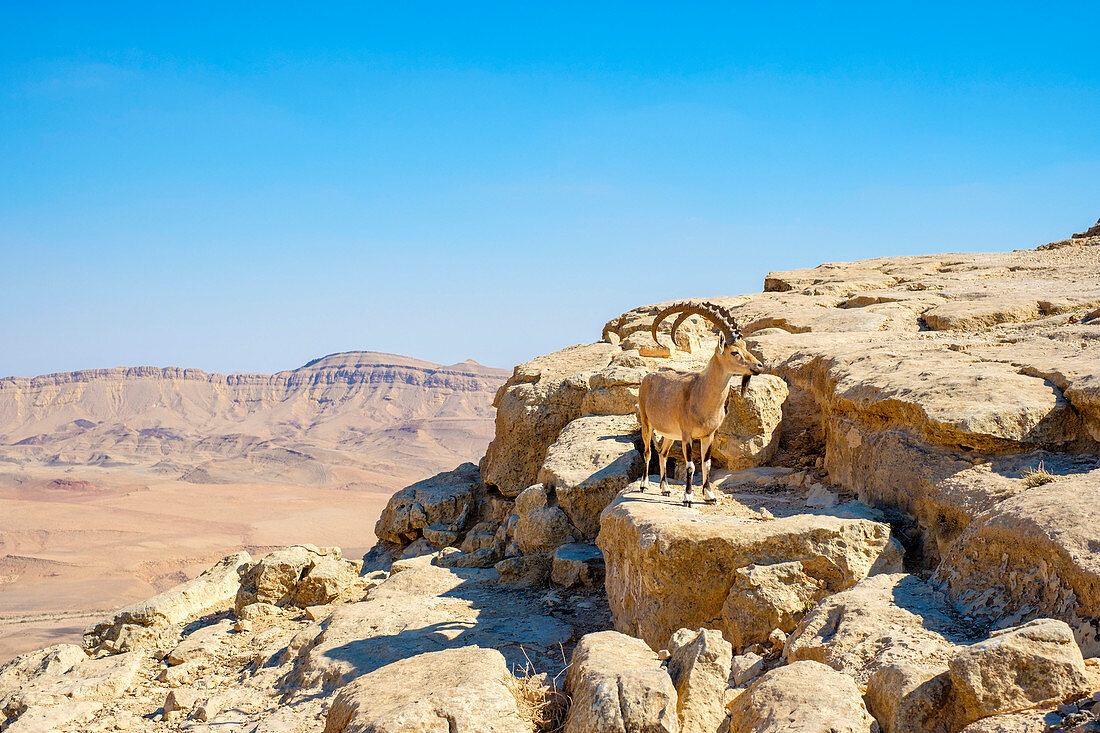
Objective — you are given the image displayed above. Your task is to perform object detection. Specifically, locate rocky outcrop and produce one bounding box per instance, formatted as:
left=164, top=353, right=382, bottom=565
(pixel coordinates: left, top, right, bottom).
left=481, top=343, right=618, bottom=496
left=83, top=551, right=251, bottom=654
left=564, top=631, right=679, bottom=733
left=725, top=660, right=879, bottom=733
left=936, top=468, right=1100, bottom=657
left=374, top=462, right=484, bottom=545
left=599, top=483, right=901, bottom=650
left=324, top=647, right=532, bottom=733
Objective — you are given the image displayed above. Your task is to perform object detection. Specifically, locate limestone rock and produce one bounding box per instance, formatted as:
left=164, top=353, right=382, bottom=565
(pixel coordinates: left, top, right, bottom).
left=324, top=647, right=532, bottom=733
left=2, top=652, right=141, bottom=723
left=730, top=652, right=765, bottom=687
left=711, top=374, right=788, bottom=469
left=726, top=660, right=878, bottom=733
left=235, top=544, right=359, bottom=612
left=949, top=619, right=1091, bottom=727
left=290, top=561, right=573, bottom=690
left=721, top=557, right=843, bottom=651
left=666, top=628, right=732, bottom=733
left=599, top=489, right=900, bottom=650
left=482, top=342, right=618, bottom=496
left=495, top=554, right=552, bottom=587
left=785, top=573, right=969, bottom=732
left=551, top=543, right=605, bottom=589
left=582, top=365, right=647, bottom=416
left=84, top=551, right=250, bottom=653
left=373, top=462, right=483, bottom=545
left=935, top=469, right=1100, bottom=657
left=513, top=484, right=578, bottom=554
left=538, top=414, right=643, bottom=538
left=564, top=630, right=679, bottom=733
left=163, top=687, right=200, bottom=716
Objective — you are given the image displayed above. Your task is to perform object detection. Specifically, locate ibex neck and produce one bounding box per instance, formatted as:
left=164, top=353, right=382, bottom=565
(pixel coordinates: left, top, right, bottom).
left=699, top=354, right=735, bottom=407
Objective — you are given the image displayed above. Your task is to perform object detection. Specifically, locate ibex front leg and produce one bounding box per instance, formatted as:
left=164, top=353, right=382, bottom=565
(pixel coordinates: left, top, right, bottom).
left=700, top=434, right=716, bottom=504
left=681, top=432, right=695, bottom=506
left=658, top=436, right=673, bottom=496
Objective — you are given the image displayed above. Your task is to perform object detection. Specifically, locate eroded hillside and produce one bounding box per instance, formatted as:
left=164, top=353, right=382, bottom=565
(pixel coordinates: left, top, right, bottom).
left=0, top=352, right=507, bottom=664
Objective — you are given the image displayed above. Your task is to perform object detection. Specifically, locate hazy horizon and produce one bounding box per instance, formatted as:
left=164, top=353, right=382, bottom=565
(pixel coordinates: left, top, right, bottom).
left=3, top=3, right=1099, bottom=378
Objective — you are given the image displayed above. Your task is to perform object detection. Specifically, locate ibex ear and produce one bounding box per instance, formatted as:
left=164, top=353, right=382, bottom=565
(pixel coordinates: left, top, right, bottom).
left=718, top=331, right=727, bottom=349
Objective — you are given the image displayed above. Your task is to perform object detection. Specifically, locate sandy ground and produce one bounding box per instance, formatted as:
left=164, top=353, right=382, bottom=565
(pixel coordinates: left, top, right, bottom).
left=0, top=465, right=393, bottom=663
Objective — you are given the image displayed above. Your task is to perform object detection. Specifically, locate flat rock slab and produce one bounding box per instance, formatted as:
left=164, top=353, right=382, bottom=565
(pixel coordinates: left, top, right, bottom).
left=324, top=646, right=532, bottom=733
left=726, top=660, right=878, bottom=733
left=289, top=561, right=574, bottom=691
left=598, top=483, right=901, bottom=650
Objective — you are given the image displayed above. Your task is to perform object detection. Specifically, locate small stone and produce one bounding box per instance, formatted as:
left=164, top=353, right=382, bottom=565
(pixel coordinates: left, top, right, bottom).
left=1061, top=704, right=1081, bottom=715
left=658, top=649, right=671, bottom=661
left=767, top=628, right=787, bottom=648
left=163, top=687, right=200, bottom=715
left=303, top=605, right=331, bottom=621
left=233, top=619, right=252, bottom=632
left=731, top=652, right=765, bottom=686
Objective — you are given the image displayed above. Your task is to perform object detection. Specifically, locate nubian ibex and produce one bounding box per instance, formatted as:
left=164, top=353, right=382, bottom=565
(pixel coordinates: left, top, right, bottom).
left=638, top=301, right=764, bottom=506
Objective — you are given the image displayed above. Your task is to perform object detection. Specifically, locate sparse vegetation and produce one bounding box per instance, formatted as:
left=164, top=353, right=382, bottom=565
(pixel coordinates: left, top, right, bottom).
left=506, top=648, right=570, bottom=733
left=1021, top=462, right=1057, bottom=488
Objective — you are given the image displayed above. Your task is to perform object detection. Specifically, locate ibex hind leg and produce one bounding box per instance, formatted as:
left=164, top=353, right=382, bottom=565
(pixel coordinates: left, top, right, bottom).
left=658, top=436, right=673, bottom=496
left=681, top=433, right=695, bottom=507
left=639, top=417, right=652, bottom=492
left=701, top=434, right=717, bottom=504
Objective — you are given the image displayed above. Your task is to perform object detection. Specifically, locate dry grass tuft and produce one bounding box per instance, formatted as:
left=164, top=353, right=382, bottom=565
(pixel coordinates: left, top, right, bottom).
left=1021, top=461, right=1057, bottom=488
left=505, top=647, right=570, bottom=733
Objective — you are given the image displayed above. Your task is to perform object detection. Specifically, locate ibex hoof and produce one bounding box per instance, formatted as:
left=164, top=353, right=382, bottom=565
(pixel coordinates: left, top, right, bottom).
left=704, top=498, right=717, bottom=505
left=682, top=499, right=693, bottom=507
left=661, top=490, right=671, bottom=497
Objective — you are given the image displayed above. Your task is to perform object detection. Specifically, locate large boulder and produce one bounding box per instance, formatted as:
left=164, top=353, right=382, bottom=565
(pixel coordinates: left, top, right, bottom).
left=538, top=414, right=644, bottom=539
left=711, top=374, right=788, bottom=469
left=935, top=469, right=1100, bottom=657
left=374, top=462, right=483, bottom=545
left=948, top=619, right=1091, bottom=728
left=482, top=342, right=618, bottom=496
left=84, top=551, right=251, bottom=653
left=564, top=630, right=679, bottom=733
left=582, top=365, right=647, bottom=416
left=598, top=488, right=901, bottom=650
left=785, top=574, right=970, bottom=733
left=513, top=484, right=579, bottom=555
left=725, top=660, right=878, bottom=733
left=324, top=647, right=533, bottom=733
left=235, top=545, right=360, bottom=612
left=666, top=628, right=732, bottom=733
left=1, top=652, right=141, bottom=726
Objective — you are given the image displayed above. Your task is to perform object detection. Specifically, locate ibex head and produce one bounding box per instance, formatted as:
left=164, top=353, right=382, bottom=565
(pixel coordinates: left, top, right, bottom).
left=651, top=301, right=765, bottom=395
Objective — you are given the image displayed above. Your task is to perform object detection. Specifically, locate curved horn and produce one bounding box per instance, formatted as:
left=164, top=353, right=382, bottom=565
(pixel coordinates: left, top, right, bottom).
left=650, top=301, right=741, bottom=349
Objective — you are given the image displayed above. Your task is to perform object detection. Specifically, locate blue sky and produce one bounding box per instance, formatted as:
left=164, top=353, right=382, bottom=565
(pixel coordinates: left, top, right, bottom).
left=2, top=3, right=1098, bottom=376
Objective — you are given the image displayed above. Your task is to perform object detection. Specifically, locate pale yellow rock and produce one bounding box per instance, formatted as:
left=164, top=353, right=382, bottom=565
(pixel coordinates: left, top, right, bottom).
left=564, top=630, right=679, bottom=733
left=598, top=487, right=901, bottom=650
left=935, top=469, right=1100, bottom=657
left=481, top=342, right=618, bottom=496
left=84, top=551, right=251, bottom=653
left=666, top=628, right=731, bottom=733
left=726, top=660, right=878, bottom=733
left=323, top=647, right=532, bottom=733
left=949, top=619, right=1091, bottom=727
left=538, top=414, right=643, bottom=538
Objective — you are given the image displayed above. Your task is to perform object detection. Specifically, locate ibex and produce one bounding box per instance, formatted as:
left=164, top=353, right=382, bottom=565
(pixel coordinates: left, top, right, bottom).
left=638, top=301, right=764, bottom=506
